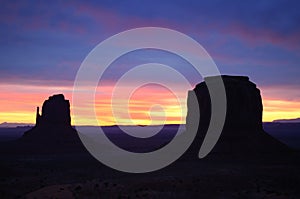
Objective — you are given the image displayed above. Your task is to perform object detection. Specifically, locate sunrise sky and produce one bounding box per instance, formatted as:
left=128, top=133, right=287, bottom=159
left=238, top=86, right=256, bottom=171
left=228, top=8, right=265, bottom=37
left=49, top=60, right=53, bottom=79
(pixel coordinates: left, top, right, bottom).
left=0, top=0, right=299, bottom=126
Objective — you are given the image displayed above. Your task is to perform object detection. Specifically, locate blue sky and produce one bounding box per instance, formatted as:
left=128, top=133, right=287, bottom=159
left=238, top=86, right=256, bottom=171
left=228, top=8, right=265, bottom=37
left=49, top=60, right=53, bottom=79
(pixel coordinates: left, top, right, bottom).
left=1, top=0, right=299, bottom=85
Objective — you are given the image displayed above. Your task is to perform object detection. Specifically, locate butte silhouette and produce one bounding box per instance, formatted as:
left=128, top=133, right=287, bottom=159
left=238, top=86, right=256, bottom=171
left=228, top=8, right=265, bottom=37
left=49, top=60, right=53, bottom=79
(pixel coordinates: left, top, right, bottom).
left=21, top=94, right=83, bottom=152
left=19, top=76, right=291, bottom=158
left=185, top=75, right=290, bottom=159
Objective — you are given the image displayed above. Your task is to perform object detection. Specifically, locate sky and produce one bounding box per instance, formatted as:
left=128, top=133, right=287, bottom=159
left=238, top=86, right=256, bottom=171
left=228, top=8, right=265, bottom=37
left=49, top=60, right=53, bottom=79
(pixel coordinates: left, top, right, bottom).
left=0, top=0, right=300, bottom=125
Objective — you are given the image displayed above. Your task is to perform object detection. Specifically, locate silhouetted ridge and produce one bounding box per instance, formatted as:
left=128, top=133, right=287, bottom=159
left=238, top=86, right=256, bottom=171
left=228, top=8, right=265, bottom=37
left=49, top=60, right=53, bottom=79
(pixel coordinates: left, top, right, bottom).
left=186, top=75, right=290, bottom=157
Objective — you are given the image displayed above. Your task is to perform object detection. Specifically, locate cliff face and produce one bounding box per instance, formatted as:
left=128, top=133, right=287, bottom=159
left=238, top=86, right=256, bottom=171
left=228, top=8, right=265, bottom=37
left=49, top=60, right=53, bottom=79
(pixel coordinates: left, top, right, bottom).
left=186, top=75, right=289, bottom=156
left=36, top=94, right=71, bottom=126
left=186, top=75, right=263, bottom=134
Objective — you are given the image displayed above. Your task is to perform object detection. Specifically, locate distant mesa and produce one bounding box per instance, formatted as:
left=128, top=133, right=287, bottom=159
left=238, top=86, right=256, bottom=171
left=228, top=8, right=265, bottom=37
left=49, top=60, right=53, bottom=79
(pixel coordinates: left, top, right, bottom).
left=22, top=94, right=79, bottom=145
left=0, top=122, right=33, bottom=128
left=186, top=75, right=290, bottom=156
left=273, top=118, right=300, bottom=123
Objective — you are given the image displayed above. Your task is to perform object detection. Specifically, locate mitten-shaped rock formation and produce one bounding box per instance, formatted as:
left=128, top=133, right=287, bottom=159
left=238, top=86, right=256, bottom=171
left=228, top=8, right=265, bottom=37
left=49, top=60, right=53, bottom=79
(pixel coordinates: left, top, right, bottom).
left=186, top=75, right=289, bottom=156
left=36, top=94, right=71, bottom=127
left=22, top=94, right=80, bottom=149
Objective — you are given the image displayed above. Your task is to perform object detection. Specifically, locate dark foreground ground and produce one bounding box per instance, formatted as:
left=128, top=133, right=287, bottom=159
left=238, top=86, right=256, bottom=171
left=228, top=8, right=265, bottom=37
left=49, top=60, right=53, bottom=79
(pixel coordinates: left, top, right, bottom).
left=0, top=124, right=300, bottom=198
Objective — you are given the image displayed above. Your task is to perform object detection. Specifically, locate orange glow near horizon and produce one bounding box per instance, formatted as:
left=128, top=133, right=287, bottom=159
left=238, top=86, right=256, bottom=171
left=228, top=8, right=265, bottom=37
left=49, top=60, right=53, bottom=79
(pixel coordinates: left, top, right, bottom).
left=262, top=99, right=300, bottom=122
left=92, top=83, right=186, bottom=126
left=0, top=83, right=74, bottom=124
left=0, top=83, right=299, bottom=126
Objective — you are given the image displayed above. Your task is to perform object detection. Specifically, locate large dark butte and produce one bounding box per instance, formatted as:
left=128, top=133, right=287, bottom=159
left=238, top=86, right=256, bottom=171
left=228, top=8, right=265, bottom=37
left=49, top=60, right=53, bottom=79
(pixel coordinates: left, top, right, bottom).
left=19, top=94, right=84, bottom=153
left=184, top=75, right=291, bottom=161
